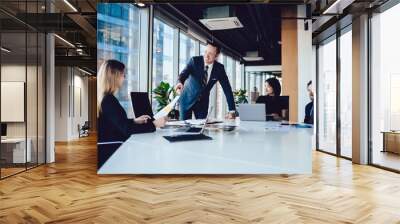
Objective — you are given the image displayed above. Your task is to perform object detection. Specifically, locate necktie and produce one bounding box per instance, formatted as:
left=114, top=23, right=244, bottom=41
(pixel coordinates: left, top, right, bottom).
left=202, top=65, right=209, bottom=86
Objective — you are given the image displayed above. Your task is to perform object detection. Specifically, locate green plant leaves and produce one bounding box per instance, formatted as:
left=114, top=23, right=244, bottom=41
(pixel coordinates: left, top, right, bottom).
left=233, top=89, right=248, bottom=104
left=153, top=81, right=176, bottom=113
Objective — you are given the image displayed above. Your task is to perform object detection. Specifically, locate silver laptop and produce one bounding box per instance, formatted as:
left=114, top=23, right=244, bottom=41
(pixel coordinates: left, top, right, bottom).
left=238, top=104, right=266, bottom=121
left=175, top=107, right=213, bottom=135
left=163, top=108, right=214, bottom=142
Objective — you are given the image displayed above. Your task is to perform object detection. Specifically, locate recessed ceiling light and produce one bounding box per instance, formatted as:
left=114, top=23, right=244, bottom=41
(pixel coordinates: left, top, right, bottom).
left=63, top=0, right=78, bottom=12
left=78, top=67, right=93, bottom=76
left=54, top=34, right=75, bottom=48
left=137, top=2, right=145, bottom=7
left=322, top=0, right=354, bottom=15
left=1, top=47, right=11, bottom=53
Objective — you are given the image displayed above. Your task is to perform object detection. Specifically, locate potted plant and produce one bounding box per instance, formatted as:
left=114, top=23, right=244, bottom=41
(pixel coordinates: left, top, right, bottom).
left=153, top=81, right=179, bottom=119
left=233, top=89, right=248, bottom=105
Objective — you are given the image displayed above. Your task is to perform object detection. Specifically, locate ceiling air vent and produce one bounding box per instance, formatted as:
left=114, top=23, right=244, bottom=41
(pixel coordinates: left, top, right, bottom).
left=199, top=6, right=243, bottom=31
left=243, top=51, right=264, bottom=62
left=200, top=17, right=243, bottom=30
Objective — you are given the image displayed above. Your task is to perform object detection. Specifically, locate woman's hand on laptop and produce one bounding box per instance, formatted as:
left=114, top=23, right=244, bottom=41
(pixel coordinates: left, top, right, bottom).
left=134, top=115, right=151, bottom=124
left=153, top=116, right=168, bottom=128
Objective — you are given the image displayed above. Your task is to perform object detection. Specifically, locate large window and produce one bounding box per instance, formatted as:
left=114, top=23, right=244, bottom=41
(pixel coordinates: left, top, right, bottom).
left=152, top=18, right=175, bottom=107
left=317, top=37, right=337, bottom=155
left=97, top=3, right=145, bottom=118
left=226, top=56, right=234, bottom=83
left=235, top=61, right=242, bottom=90
left=200, top=43, right=206, bottom=55
left=179, top=32, right=196, bottom=73
left=316, top=27, right=353, bottom=159
left=339, top=29, right=352, bottom=158
left=215, top=53, right=226, bottom=118
left=370, top=4, right=400, bottom=171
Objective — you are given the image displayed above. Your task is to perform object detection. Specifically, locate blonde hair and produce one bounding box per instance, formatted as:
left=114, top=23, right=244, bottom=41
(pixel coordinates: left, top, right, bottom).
left=97, top=59, right=125, bottom=117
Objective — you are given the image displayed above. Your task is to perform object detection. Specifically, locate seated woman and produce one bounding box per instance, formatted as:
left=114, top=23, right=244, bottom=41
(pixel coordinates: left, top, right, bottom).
left=97, top=59, right=166, bottom=143
left=256, top=77, right=287, bottom=121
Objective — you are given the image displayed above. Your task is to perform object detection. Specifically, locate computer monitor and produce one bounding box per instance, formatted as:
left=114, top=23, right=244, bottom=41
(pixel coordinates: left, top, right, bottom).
left=130, top=92, right=154, bottom=119
left=1, top=123, right=7, bottom=137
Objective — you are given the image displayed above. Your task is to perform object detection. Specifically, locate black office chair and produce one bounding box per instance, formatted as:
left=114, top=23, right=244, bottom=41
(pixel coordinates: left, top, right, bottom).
left=78, top=121, right=90, bottom=138
left=97, top=141, right=123, bottom=169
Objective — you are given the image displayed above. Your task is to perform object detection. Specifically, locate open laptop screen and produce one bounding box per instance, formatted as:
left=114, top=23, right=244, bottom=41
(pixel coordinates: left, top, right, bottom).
left=130, top=92, right=154, bottom=120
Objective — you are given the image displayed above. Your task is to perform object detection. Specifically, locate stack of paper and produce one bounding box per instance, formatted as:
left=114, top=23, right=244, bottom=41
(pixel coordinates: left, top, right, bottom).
left=153, top=96, right=180, bottom=119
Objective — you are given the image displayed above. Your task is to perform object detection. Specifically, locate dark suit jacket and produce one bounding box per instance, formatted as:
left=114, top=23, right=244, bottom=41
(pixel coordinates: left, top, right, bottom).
left=304, top=101, right=314, bottom=124
left=98, top=93, right=155, bottom=143
left=178, top=56, right=235, bottom=120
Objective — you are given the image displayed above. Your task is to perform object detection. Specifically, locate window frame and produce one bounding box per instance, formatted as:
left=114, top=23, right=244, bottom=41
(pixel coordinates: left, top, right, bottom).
left=315, top=24, right=353, bottom=161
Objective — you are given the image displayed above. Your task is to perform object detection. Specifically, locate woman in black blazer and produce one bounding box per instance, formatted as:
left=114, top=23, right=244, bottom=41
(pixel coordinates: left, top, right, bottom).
left=256, top=77, right=286, bottom=121
left=97, top=59, right=166, bottom=142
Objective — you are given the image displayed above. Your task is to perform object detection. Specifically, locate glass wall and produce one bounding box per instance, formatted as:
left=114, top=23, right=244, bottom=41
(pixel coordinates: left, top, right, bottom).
left=339, top=29, right=352, bottom=158
left=97, top=3, right=143, bottom=118
left=215, top=53, right=226, bottom=118
left=236, top=61, right=242, bottom=90
left=0, top=1, right=46, bottom=179
left=153, top=18, right=174, bottom=88
left=152, top=18, right=175, bottom=110
left=316, top=25, right=353, bottom=159
left=226, top=56, right=234, bottom=84
left=317, top=36, right=337, bottom=155
left=178, top=32, right=196, bottom=73
left=200, top=43, right=206, bottom=55
left=370, top=4, right=400, bottom=171
left=245, top=72, right=281, bottom=103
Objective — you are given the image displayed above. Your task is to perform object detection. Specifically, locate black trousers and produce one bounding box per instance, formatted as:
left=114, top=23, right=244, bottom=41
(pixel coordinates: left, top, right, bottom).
left=182, top=98, right=209, bottom=120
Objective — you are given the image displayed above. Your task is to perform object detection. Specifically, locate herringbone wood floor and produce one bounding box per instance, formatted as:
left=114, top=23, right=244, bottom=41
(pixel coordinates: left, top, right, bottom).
left=1, top=134, right=400, bottom=224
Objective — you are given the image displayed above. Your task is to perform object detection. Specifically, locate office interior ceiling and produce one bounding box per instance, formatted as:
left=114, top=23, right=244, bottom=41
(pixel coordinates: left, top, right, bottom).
left=170, top=4, right=283, bottom=66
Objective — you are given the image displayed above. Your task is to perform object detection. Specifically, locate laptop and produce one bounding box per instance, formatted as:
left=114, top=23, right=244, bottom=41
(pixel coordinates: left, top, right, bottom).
left=130, top=92, right=154, bottom=120
left=163, top=107, right=214, bottom=142
left=238, top=104, right=266, bottom=121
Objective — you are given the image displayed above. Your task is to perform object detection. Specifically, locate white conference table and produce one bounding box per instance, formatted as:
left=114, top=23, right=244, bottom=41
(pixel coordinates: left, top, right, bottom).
left=98, top=120, right=313, bottom=175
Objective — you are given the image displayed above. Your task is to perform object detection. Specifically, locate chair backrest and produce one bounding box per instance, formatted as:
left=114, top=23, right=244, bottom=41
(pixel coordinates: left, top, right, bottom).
left=279, top=96, right=289, bottom=110
left=97, top=141, right=124, bottom=169
left=82, top=121, right=90, bottom=129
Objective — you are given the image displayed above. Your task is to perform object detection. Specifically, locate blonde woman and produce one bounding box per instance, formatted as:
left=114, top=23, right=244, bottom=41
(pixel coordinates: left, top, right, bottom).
left=97, top=59, right=166, bottom=142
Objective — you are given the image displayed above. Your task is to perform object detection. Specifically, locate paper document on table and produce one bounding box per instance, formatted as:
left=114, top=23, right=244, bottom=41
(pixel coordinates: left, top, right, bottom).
left=166, top=120, right=187, bottom=126
left=184, top=119, right=206, bottom=125
left=153, top=96, right=180, bottom=119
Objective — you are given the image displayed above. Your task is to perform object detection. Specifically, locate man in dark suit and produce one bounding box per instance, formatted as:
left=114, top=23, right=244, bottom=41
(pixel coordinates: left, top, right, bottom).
left=175, top=42, right=236, bottom=120
left=304, top=80, right=314, bottom=124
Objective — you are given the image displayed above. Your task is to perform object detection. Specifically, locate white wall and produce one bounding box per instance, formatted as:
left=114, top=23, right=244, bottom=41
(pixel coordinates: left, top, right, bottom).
left=1, top=65, right=43, bottom=137
left=1, top=65, right=27, bottom=138
left=54, top=67, right=89, bottom=141
left=1, top=63, right=46, bottom=163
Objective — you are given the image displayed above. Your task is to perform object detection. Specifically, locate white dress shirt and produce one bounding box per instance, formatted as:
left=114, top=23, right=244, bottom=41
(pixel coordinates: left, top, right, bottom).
left=204, top=62, right=213, bottom=84
left=205, top=62, right=235, bottom=114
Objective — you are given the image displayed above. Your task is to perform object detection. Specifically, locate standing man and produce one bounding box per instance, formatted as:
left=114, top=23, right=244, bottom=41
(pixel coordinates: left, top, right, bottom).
left=175, top=42, right=236, bottom=120
left=304, top=80, right=314, bottom=124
